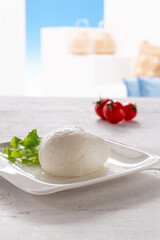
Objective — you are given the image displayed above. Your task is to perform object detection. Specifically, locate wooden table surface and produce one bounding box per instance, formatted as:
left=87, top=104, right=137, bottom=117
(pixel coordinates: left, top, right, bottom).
left=0, top=97, right=160, bottom=240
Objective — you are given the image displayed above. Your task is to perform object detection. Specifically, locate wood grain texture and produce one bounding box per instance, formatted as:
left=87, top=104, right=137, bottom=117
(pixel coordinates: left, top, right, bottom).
left=0, top=97, right=160, bottom=240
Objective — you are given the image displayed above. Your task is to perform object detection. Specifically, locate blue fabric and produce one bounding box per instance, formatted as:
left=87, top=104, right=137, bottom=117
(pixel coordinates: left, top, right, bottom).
left=138, top=77, right=160, bottom=97
left=123, top=78, right=141, bottom=97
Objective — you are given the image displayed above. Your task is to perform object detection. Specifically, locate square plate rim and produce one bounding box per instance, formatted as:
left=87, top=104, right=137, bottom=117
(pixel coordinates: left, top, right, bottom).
left=0, top=139, right=157, bottom=195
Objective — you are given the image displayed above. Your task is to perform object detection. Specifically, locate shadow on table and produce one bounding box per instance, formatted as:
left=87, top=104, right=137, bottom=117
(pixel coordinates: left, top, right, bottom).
left=96, top=118, right=141, bottom=128
left=0, top=171, right=159, bottom=224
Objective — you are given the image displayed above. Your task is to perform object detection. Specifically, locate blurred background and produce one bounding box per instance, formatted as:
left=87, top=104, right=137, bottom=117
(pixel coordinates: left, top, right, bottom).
left=1, top=0, right=160, bottom=98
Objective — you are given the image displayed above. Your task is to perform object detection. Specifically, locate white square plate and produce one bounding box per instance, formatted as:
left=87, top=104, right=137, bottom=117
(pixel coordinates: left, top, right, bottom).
left=0, top=140, right=159, bottom=195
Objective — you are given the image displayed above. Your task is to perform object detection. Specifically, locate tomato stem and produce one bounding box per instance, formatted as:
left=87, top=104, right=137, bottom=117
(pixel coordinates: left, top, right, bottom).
left=107, top=100, right=114, bottom=111
left=131, top=104, right=137, bottom=112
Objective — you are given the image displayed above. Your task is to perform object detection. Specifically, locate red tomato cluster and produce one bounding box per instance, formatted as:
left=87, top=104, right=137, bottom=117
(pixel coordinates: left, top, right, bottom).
left=94, top=98, right=137, bottom=124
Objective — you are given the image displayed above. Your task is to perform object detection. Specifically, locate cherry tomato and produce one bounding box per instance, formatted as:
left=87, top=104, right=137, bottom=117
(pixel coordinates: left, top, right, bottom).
left=94, top=98, right=110, bottom=120
left=103, top=100, right=125, bottom=123
left=124, top=103, right=137, bottom=121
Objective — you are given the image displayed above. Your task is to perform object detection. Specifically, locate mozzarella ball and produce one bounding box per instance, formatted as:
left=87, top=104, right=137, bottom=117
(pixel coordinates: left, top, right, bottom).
left=38, top=127, right=109, bottom=177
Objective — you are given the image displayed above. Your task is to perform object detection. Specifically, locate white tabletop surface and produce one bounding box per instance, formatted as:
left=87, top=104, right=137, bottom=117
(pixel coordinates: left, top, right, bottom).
left=0, top=97, right=160, bottom=240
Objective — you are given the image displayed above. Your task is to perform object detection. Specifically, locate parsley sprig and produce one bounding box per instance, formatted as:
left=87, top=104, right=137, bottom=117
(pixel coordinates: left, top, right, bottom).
left=3, top=129, right=41, bottom=165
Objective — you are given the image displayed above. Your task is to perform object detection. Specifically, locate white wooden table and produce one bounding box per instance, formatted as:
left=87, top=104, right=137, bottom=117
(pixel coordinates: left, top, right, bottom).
left=0, top=97, right=160, bottom=240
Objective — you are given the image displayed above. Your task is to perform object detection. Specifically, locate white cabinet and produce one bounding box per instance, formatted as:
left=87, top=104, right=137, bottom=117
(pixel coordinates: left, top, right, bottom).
left=41, top=27, right=133, bottom=97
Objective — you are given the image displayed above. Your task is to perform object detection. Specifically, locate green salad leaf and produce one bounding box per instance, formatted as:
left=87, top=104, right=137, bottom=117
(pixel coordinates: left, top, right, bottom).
left=3, top=129, right=41, bottom=165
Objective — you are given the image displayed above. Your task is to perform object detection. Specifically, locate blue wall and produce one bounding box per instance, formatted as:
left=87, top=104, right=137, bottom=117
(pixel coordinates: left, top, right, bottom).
left=26, top=0, right=104, bottom=63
